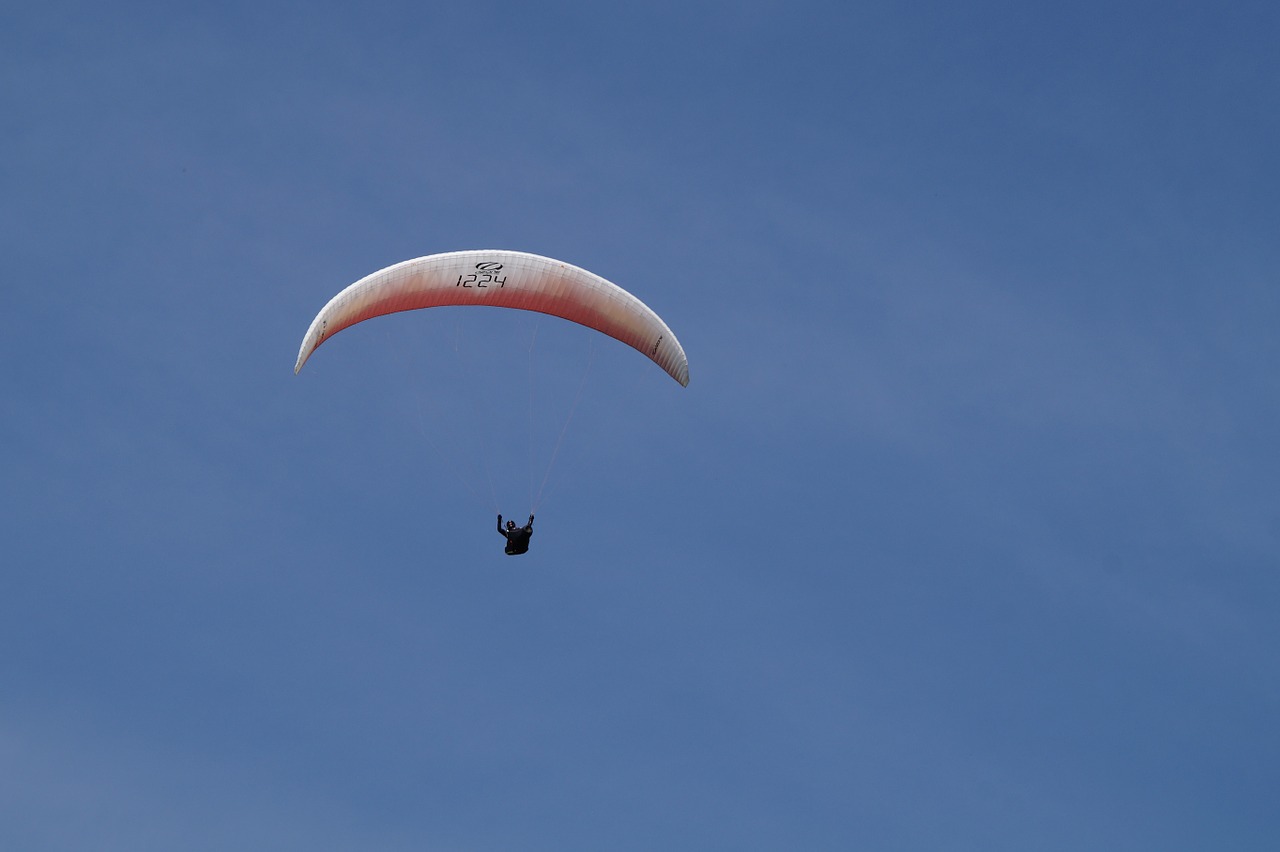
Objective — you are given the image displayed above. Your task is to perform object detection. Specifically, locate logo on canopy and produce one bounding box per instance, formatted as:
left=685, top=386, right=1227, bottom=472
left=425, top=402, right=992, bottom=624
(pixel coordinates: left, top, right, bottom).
left=457, top=261, right=508, bottom=288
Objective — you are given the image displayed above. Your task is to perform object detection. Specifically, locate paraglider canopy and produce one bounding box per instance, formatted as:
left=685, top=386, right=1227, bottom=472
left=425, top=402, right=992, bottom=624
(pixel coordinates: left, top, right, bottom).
left=295, top=250, right=689, bottom=386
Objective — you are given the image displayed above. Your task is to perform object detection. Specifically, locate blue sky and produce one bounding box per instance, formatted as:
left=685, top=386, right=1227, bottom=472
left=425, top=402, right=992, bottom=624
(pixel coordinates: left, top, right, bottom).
left=3, top=1, right=1278, bottom=849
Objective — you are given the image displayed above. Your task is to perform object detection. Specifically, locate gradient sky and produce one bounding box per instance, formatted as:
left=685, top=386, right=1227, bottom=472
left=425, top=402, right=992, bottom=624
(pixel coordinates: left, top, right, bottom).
left=3, top=2, right=1278, bottom=849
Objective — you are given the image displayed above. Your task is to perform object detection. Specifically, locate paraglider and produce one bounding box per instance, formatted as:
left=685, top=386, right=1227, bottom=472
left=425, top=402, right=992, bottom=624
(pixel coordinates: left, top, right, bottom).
left=294, top=250, right=689, bottom=552
left=497, top=514, right=534, bottom=555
